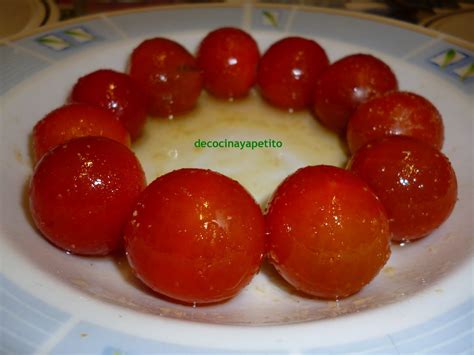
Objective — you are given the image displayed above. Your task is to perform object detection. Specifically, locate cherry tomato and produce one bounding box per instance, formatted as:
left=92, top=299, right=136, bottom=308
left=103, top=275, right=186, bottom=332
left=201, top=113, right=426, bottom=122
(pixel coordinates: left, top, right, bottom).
left=29, top=137, right=146, bottom=255
left=257, top=37, right=329, bottom=111
left=32, top=103, right=131, bottom=163
left=124, top=168, right=265, bottom=304
left=129, top=38, right=203, bottom=118
left=313, top=54, right=398, bottom=134
left=71, top=69, right=148, bottom=140
left=348, top=136, right=457, bottom=242
left=266, top=165, right=390, bottom=299
left=196, top=27, right=260, bottom=99
left=347, top=91, right=444, bottom=154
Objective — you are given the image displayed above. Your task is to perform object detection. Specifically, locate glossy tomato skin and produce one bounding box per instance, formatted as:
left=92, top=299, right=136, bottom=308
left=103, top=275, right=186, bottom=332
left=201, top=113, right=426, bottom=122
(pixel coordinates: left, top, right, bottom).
left=32, top=103, right=131, bottom=163
left=313, top=54, right=398, bottom=134
left=197, top=27, right=260, bottom=99
left=71, top=69, right=148, bottom=140
left=124, top=168, right=265, bottom=304
left=266, top=165, right=390, bottom=299
left=30, top=137, right=146, bottom=256
left=257, top=37, right=329, bottom=111
left=129, top=38, right=203, bottom=118
left=347, top=91, right=444, bottom=154
left=348, top=136, right=457, bottom=242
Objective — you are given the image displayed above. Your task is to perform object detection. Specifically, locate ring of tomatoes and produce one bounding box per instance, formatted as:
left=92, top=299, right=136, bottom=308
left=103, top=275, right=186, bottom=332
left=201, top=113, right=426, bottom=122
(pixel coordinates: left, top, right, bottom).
left=26, top=29, right=459, bottom=305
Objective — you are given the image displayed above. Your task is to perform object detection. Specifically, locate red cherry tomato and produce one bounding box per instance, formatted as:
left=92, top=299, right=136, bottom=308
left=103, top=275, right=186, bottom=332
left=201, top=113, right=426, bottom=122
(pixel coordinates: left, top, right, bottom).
left=29, top=137, right=146, bottom=255
left=266, top=165, right=390, bottom=299
left=348, top=136, right=457, bottom=242
left=313, top=54, right=398, bottom=134
left=71, top=69, right=148, bottom=140
left=347, top=91, right=444, bottom=154
left=197, top=27, right=260, bottom=99
left=32, top=103, right=131, bottom=163
left=129, top=38, right=203, bottom=118
left=257, top=37, right=329, bottom=111
left=124, top=168, right=265, bottom=304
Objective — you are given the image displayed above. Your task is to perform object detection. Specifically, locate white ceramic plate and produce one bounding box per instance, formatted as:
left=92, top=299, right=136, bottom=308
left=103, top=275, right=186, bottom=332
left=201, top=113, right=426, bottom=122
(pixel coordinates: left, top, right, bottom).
left=1, top=4, right=473, bottom=353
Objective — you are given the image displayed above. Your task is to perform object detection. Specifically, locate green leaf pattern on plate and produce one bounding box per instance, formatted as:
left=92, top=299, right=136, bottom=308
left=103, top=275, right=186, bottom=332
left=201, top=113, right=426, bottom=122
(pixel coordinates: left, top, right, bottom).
left=457, top=63, right=474, bottom=81
left=64, top=28, right=94, bottom=41
left=38, top=37, right=66, bottom=46
left=441, top=49, right=456, bottom=68
left=262, top=10, right=279, bottom=28
left=36, top=35, right=70, bottom=50
left=460, top=63, right=474, bottom=81
left=429, top=48, right=472, bottom=83
left=36, top=27, right=95, bottom=51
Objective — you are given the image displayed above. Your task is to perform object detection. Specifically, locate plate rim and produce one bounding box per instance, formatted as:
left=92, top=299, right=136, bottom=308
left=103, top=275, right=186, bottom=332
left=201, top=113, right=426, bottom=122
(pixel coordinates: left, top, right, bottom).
left=0, top=2, right=473, bottom=51
left=1, top=2, right=473, bottom=352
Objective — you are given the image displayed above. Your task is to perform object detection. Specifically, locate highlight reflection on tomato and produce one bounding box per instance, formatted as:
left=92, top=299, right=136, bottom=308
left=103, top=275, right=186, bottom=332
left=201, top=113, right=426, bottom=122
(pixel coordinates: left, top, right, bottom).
left=129, top=38, right=203, bottom=118
left=30, top=137, right=146, bottom=255
left=313, top=54, right=398, bottom=134
left=32, top=103, right=131, bottom=163
left=124, top=168, right=265, bottom=304
left=257, top=37, right=329, bottom=111
left=346, top=91, right=444, bottom=154
left=348, top=136, right=457, bottom=242
left=197, top=27, right=260, bottom=99
left=266, top=165, right=391, bottom=299
left=71, top=69, right=148, bottom=140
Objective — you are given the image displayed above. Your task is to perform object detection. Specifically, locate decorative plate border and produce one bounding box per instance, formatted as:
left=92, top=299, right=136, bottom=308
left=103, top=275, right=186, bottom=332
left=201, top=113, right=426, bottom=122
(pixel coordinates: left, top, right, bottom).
left=2, top=274, right=472, bottom=353
left=1, top=4, right=473, bottom=96
left=1, top=3, right=473, bottom=354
